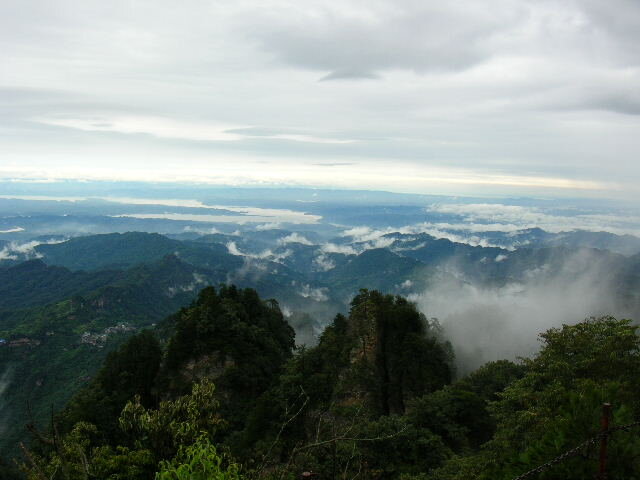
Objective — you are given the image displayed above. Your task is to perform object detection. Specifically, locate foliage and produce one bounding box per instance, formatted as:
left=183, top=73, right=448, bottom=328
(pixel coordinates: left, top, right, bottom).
left=156, top=436, right=242, bottom=480
left=0, top=255, right=221, bottom=457
left=347, top=289, right=453, bottom=416
left=161, top=285, right=295, bottom=431
left=408, top=360, right=526, bottom=452
left=119, top=379, right=223, bottom=460
left=21, top=380, right=223, bottom=480
left=430, top=317, right=640, bottom=480
left=0, top=260, right=119, bottom=310
left=13, top=282, right=640, bottom=480
left=35, top=232, right=241, bottom=273
left=59, top=330, right=162, bottom=442
left=20, top=422, right=155, bottom=480
left=239, top=291, right=456, bottom=479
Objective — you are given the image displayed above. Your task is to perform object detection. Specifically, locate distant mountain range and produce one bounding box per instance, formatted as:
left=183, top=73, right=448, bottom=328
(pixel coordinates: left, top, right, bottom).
left=1, top=228, right=640, bottom=457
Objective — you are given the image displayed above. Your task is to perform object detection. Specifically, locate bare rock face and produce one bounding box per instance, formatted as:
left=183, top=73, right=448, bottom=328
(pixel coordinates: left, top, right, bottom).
left=181, top=353, right=236, bottom=384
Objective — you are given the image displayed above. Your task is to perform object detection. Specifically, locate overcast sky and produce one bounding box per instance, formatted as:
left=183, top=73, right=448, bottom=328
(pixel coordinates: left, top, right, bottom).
left=1, top=0, right=639, bottom=199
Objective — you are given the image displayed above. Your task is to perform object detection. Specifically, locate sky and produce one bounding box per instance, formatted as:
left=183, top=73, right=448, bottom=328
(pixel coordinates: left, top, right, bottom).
left=1, top=0, right=639, bottom=199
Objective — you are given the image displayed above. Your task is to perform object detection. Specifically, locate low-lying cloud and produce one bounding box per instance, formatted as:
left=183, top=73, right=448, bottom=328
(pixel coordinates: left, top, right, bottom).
left=313, top=254, right=336, bottom=272
left=0, top=237, right=70, bottom=262
left=427, top=203, right=640, bottom=236
left=320, top=243, right=358, bottom=255
left=278, top=233, right=314, bottom=246
left=413, top=249, right=631, bottom=374
left=166, top=273, right=208, bottom=297
left=296, top=283, right=329, bottom=302
left=0, top=241, right=42, bottom=261
left=226, top=241, right=292, bottom=264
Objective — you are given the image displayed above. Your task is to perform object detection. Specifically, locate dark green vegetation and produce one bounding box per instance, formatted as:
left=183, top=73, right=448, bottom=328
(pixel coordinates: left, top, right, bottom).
left=0, top=254, right=228, bottom=461
left=34, top=231, right=640, bottom=320
left=4, top=285, right=638, bottom=480
left=35, top=232, right=241, bottom=272
left=2, top=230, right=640, bottom=479
left=0, top=233, right=327, bottom=460
left=0, top=261, right=121, bottom=310
left=5, top=231, right=640, bottom=316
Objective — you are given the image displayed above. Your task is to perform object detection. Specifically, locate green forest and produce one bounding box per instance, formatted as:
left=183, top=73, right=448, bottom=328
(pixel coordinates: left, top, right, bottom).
left=3, top=286, right=640, bottom=480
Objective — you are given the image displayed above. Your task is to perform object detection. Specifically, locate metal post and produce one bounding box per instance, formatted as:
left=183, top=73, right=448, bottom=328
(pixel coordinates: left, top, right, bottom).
left=598, top=403, right=611, bottom=480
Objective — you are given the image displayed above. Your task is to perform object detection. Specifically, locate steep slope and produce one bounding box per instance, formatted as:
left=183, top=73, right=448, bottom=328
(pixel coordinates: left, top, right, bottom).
left=0, top=260, right=120, bottom=310
left=0, top=255, right=226, bottom=457
left=0, top=255, right=225, bottom=337
left=158, top=285, right=295, bottom=429
left=321, top=248, right=426, bottom=298
left=389, top=233, right=507, bottom=266
left=34, top=232, right=180, bottom=270
left=35, top=232, right=242, bottom=272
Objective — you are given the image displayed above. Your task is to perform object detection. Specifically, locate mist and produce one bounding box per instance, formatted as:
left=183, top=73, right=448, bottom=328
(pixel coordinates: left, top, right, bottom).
left=414, top=249, right=633, bottom=375
left=0, top=238, right=66, bottom=262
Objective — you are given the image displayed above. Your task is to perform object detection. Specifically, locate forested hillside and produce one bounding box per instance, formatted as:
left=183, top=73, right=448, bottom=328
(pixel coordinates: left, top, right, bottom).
left=3, top=286, right=639, bottom=480
left=2, top=230, right=640, bottom=479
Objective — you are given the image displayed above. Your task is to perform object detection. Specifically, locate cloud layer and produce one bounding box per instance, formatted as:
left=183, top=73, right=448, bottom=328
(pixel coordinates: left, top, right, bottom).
left=1, top=0, right=640, bottom=199
left=414, top=248, right=629, bottom=372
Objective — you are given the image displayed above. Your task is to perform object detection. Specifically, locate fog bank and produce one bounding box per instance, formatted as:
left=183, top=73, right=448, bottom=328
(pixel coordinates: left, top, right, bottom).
left=415, top=251, right=633, bottom=374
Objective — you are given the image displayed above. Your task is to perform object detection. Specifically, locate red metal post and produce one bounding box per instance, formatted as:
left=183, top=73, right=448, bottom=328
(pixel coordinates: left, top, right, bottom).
left=598, top=403, right=611, bottom=480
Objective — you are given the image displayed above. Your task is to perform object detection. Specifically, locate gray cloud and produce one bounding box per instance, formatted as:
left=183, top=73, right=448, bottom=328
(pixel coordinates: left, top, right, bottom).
left=246, top=1, right=640, bottom=79
left=1, top=0, right=640, bottom=199
left=246, top=2, right=517, bottom=79
left=576, top=0, right=640, bottom=65
left=320, top=70, right=380, bottom=81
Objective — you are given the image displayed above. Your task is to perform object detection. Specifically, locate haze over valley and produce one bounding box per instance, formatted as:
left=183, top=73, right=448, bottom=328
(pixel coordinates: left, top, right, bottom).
left=2, top=182, right=639, bottom=368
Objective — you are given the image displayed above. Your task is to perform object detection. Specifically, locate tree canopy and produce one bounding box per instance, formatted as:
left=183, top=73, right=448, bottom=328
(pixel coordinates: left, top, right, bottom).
left=14, top=288, right=640, bottom=480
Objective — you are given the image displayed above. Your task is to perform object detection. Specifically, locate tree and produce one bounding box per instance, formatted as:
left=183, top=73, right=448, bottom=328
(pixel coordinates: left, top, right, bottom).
left=349, top=290, right=453, bottom=416
left=484, top=317, right=640, bottom=479
left=160, top=286, right=295, bottom=432
left=156, top=436, right=242, bottom=480
left=21, top=380, right=223, bottom=480
left=240, top=292, right=456, bottom=478
left=58, top=330, right=162, bottom=442
left=119, top=379, right=223, bottom=461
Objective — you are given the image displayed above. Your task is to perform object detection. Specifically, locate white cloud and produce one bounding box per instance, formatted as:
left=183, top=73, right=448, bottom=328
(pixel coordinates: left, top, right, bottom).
left=342, top=226, right=380, bottom=242
left=166, top=272, right=208, bottom=297
left=393, top=241, right=427, bottom=252
left=35, top=115, right=244, bottom=142
left=0, top=238, right=64, bottom=261
left=297, top=283, right=329, bottom=302
left=182, top=225, right=222, bottom=235
left=367, top=236, right=395, bottom=250
left=414, top=249, right=628, bottom=372
left=320, top=243, right=358, bottom=255
left=427, top=203, right=640, bottom=235
left=338, top=224, right=506, bottom=250
left=277, top=232, right=314, bottom=245
left=255, top=223, right=282, bottom=231
left=313, top=254, right=336, bottom=271
left=36, top=114, right=355, bottom=145
left=226, top=241, right=292, bottom=263
left=338, top=227, right=398, bottom=251
left=226, top=241, right=244, bottom=257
